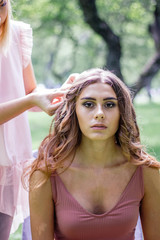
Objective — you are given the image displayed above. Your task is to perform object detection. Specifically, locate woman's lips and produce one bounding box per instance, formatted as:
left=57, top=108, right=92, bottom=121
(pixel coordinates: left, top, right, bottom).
left=91, top=124, right=107, bottom=130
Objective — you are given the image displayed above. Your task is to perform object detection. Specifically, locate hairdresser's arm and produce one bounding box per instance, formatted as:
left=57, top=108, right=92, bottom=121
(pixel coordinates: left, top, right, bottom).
left=23, top=61, right=37, bottom=94
left=0, top=90, right=64, bottom=125
left=0, top=63, right=65, bottom=124
left=140, top=167, right=160, bottom=240
left=29, top=171, right=54, bottom=240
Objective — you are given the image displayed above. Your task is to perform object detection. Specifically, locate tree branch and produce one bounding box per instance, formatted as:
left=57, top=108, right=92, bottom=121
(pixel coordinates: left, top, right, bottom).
left=132, top=1, right=160, bottom=97
left=131, top=52, right=160, bottom=96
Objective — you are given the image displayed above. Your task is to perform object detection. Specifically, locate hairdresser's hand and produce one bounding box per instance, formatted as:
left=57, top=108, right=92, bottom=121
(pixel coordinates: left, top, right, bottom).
left=61, top=73, right=79, bottom=90
left=29, top=73, right=79, bottom=115
left=29, top=88, right=66, bottom=116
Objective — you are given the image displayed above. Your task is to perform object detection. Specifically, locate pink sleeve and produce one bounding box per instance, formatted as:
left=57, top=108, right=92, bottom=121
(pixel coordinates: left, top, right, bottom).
left=19, top=21, right=33, bottom=69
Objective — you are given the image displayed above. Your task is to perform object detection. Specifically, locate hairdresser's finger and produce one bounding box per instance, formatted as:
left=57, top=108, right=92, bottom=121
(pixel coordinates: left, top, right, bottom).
left=65, top=73, right=79, bottom=84
left=46, top=88, right=67, bottom=95
left=47, top=90, right=66, bottom=103
left=47, top=102, right=62, bottom=116
left=61, top=73, right=79, bottom=90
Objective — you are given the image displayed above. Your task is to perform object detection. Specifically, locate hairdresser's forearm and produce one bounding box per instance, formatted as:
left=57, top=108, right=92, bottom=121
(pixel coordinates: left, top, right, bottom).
left=0, top=94, right=35, bottom=124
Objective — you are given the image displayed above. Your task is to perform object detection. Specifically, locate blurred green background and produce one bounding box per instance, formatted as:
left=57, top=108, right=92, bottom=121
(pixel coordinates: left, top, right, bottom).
left=12, top=0, right=160, bottom=92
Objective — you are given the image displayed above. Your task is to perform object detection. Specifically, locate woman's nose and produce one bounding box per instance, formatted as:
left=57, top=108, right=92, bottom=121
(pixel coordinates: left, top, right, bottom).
left=94, top=106, right=105, bottom=120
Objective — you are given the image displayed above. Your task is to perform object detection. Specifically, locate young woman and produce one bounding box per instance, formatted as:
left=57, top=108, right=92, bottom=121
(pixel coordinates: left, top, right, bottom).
left=0, top=0, right=72, bottom=239
left=28, top=68, right=160, bottom=240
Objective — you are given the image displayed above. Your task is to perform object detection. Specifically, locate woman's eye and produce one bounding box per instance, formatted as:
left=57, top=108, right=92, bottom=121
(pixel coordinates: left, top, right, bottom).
left=104, top=102, right=116, bottom=108
left=83, top=102, right=95, bottom=108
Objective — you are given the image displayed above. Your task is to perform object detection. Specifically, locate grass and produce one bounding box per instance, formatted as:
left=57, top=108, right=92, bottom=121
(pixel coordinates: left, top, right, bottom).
left=9, top=102, right=160, bottom=239
left=9, top=225, right=22, bottom=240
left=28, top=111, right=52, bottom=150
left=135, top=102, right=160, bottom=159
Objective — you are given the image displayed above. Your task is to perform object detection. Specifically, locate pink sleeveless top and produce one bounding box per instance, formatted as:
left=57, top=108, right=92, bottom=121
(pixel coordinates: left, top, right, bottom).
left=50, top=166, right=144, bottom=240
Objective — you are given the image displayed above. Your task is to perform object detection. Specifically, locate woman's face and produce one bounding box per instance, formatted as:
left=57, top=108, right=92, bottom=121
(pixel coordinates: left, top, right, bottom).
left=76, top=82, right=120, bottom=142
left=0, top=0, right=8, bottom=27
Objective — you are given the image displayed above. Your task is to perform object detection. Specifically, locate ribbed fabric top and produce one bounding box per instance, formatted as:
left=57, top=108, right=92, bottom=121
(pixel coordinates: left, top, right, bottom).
left=50, top=166, right=144, bottom=240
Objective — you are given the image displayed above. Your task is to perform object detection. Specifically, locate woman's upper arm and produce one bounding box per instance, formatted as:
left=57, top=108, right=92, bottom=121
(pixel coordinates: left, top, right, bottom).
left=23, top=61, right=37, bottom=95
left=29, top=171, right=54, bottom=240
left=140, top=167, right=160, bottom=240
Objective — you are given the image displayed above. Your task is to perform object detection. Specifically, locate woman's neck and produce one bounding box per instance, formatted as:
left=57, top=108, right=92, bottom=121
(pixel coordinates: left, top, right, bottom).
left=74, top=137, right=126, bottom=169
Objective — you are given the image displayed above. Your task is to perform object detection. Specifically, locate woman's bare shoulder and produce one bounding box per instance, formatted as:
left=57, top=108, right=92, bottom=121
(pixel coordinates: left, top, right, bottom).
left=142, top=165, right=160, bottom=178
left=29, top=170, right=51, bottom=192
left=142, top=166, right=160, bottom=192
left=140, top=166, right=160, bottom=240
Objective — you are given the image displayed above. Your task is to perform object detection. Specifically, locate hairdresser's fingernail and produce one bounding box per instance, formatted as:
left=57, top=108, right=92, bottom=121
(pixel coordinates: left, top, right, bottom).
left=52, top=97, right=62, bottom=104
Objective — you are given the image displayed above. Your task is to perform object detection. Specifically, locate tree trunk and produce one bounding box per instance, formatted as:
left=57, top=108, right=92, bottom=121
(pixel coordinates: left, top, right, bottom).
left=78, top=0, right=123, bottom=80
left=131, top=53, right=160, bottom=96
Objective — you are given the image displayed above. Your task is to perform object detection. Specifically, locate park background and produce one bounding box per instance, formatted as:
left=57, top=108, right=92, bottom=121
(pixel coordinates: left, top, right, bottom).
left=10, top=0, right=160, bottom=239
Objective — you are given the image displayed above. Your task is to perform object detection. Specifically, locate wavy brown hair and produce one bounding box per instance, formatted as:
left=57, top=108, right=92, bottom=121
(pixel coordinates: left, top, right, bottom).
left=23, top=68, right=160, bottom=189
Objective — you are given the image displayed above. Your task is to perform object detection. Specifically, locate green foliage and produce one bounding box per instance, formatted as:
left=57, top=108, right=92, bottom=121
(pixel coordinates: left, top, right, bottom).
left=135, top=103, right=160, bottom=159
left=96, top=0, right=156, bottom=83
left=28, top=112, right=51, bottom=149
left=9, top=224, right=22, bottom=240
left=12, top=0, right=159, bottom=89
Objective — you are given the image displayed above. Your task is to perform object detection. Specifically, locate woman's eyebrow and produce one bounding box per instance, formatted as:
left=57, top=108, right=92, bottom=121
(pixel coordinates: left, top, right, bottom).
left=103, top=97, right=118, bottom=101
left=80, top=97, right=118, bottom=100
left=80, top=97, right=96, bottom=100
